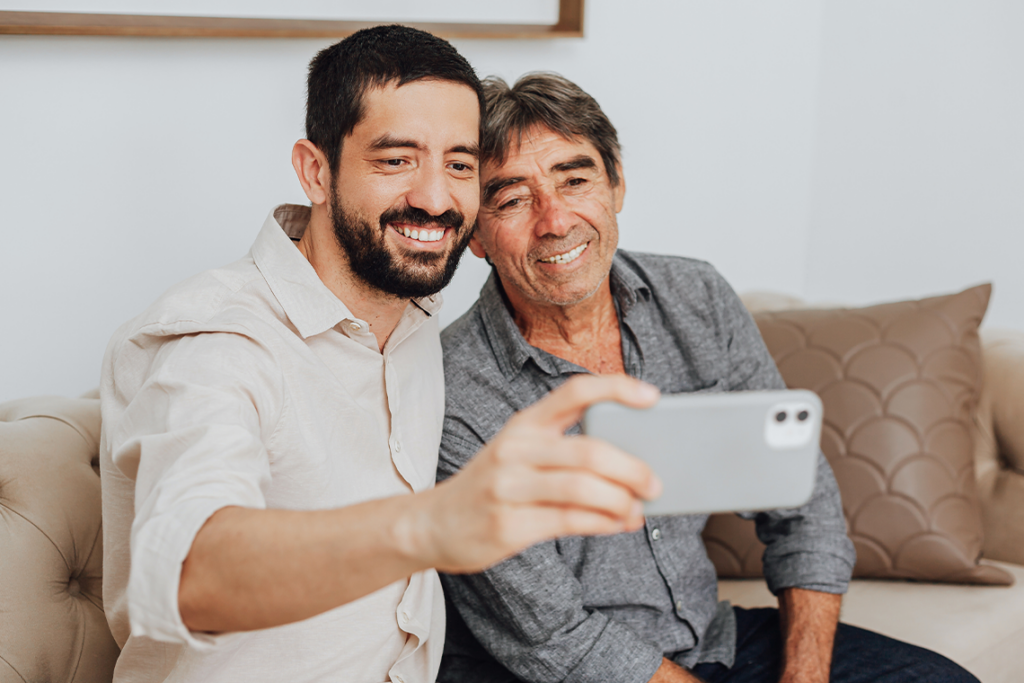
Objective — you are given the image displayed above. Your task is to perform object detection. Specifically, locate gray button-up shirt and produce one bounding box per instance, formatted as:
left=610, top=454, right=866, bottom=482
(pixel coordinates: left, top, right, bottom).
left=437, top=251, right=855, bottom=683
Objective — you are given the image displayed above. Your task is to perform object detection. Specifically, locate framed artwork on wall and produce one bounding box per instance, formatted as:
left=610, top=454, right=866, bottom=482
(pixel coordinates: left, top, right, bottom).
left=0, top=0, right=584, bottom=38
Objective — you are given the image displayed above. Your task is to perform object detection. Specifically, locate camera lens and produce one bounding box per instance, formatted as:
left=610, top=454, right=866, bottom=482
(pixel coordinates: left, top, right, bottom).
left=775, top=411, right=787, bottom=422
left=797, top=410, right=809, bottom=421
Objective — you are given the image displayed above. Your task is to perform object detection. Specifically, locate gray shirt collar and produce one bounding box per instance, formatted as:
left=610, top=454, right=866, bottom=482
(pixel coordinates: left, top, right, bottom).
left=477, top=251, right=652, bottom=381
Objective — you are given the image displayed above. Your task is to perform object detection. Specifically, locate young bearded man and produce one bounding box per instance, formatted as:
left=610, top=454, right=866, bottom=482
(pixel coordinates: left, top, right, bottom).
left=436, top=73, right=978, bottom=683
left=99, top=29, right=662, bottom=683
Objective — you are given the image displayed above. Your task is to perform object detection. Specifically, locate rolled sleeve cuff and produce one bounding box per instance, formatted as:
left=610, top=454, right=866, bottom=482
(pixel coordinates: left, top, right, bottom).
left=762, top=540, right=856, bottom=596
left=563, top=617, right=664, bottom=683
left=127, top=497, right=257, bottom=651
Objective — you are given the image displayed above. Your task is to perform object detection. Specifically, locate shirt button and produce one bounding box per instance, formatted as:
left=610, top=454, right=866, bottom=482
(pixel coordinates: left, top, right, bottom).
left=400, top=610, right=411, bottom=625
left=348, top=321, right=362, bottom=332
left=393, top=440, right=402, bottom=453
left=675, top=599, right=684, bottom=613
left=651, top=528, right=662, bottom=541
left=393, top=675, right=405, bottom=683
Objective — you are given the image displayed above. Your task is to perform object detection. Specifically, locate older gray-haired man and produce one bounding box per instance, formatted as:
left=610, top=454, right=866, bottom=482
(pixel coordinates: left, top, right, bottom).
left=435, top=72, right=978, bottom=683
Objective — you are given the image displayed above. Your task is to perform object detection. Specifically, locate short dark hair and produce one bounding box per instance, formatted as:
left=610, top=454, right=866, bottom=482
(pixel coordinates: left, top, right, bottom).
left=480, top=72, right=622, bottom=186
left=305, top=25, right=483, bottom=174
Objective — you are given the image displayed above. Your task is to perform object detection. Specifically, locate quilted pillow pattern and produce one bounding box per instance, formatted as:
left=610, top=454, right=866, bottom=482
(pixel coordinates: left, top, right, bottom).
left=702, top=284, right=1012, bottom=585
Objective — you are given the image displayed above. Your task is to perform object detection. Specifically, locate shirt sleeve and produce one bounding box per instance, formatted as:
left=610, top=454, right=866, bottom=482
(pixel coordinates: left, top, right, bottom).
left=707, top=269, right=857, bottom=594
left=438, top=420, right=665, bottom=683
left=105, top=329, right=282, bottom=651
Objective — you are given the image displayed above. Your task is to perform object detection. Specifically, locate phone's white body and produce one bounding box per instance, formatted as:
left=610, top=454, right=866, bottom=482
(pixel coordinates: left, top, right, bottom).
left=582, top=389, right=822, bottom=516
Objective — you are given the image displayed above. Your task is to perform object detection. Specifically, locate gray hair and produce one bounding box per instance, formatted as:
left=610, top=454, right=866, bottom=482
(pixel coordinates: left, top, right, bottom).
left=481, top=72, right=622, bottom=187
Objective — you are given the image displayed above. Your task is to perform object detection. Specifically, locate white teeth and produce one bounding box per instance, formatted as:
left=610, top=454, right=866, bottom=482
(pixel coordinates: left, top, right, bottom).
left=397, top=226, right=445, bottom=242
left=541, top=243, right=587, bottom=264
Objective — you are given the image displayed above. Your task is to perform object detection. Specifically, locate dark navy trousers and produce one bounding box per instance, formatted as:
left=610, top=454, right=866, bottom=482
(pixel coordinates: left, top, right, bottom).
left=688, top=607, right=978, bottom=683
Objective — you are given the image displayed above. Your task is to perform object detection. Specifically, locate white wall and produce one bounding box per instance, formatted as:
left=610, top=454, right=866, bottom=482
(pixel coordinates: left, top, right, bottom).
left=2, top=0, right=1019, bottom=403
left=803, top=1, right=1024, bottom=327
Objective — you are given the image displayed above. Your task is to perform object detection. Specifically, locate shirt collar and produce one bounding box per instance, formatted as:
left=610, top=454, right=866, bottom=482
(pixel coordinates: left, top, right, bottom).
left=251, top=204, right=441, bottom=340
left=479, top=250, right=652, bottom=380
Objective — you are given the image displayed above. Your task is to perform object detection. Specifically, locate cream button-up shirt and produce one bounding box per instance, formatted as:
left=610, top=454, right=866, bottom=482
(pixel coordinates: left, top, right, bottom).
left=99, top=204, right=445, bottom=683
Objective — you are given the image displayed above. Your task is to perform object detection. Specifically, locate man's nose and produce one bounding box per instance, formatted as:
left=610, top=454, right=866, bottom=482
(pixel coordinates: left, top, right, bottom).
left=405, top=164, right=455, bottom=218
left=534, top=191, right=575, bottom=237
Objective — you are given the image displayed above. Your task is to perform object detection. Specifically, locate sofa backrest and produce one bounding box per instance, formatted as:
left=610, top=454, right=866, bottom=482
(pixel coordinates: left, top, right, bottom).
left=0, top=396, right=119, bottom=683
left=972, top=329, right=1024, bottom=565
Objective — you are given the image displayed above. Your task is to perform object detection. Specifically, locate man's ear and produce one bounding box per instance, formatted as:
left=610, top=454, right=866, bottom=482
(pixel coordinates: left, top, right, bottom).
left=469, top=234, right=488, bottom=259
left=612, top=163, right=626, bottom=214
left=292, top=139, right=331, bottom=206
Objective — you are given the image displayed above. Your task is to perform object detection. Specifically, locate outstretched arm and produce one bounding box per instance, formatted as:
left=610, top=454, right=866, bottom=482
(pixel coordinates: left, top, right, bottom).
left=777, top=588, right=841, bottom=683
left=179, top=374, right=662, bottom=633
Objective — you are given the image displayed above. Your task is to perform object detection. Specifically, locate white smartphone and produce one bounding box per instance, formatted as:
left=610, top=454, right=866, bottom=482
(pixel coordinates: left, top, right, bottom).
left=581, top=389, right=822, bottom=516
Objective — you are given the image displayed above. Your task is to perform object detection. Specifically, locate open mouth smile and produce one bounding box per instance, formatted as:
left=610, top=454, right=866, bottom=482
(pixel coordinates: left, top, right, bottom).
left=540, top=242, right=588, bottom=265
left=392, top=225, right=447, bottom=243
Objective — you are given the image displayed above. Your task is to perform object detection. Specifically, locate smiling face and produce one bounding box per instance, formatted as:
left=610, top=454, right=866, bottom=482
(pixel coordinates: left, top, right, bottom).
left=472, top=126, right=625, bottom=311
left=329, top=79, right=480, bottom=298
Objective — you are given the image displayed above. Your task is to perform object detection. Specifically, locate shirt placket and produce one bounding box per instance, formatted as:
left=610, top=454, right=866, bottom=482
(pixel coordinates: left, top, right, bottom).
left=645, top=517, right=700, bottom=647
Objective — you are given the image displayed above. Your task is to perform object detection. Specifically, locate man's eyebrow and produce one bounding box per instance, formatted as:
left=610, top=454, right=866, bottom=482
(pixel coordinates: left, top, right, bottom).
left=448, top=144, right=480, bottom=158
left=552, top=155, right=598, bottom=173
left=369, top=134, right=422, bottom=151
left=483, top=176, right=526, bottom=204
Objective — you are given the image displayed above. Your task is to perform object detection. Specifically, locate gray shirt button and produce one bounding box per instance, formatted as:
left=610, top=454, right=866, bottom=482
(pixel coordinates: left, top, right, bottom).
left=651, top=528, right=662, bottom=541
left=675, top=599, right=684, bottom=613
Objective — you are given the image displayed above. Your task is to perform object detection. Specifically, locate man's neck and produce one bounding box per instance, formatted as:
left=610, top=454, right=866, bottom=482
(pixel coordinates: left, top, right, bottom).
left=505, top=277, right=626, bottom=375
left=297, top=207, right=407, bottom=352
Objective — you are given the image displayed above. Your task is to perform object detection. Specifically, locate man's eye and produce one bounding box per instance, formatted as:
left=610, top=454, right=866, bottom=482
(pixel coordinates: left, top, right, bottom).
left=566, top=177, right=587, bottom=187
left=498, top=198, right=521, bottom=210
left=450, top=162, right=472, bottom=172
left=385, top=159, right=405, bottom=167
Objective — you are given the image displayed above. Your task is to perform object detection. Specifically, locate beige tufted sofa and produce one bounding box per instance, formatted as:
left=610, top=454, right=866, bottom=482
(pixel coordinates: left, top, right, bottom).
left=0, top=393, right=119, bottom=682
left=2, top=322, right=1023, bottom=683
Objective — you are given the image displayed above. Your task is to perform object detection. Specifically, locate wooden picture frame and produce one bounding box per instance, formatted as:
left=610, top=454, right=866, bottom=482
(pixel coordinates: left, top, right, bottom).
left=0, top=0, right=584, bottom=38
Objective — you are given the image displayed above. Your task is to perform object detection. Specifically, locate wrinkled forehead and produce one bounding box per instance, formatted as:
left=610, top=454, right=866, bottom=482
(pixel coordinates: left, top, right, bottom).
left=485, top=125, right=585, bottom=170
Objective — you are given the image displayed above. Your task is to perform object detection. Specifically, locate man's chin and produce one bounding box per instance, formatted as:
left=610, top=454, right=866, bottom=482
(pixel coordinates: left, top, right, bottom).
left=529, top=277, right=607, bottom=308
left=364, top=258, right=460, bottom=299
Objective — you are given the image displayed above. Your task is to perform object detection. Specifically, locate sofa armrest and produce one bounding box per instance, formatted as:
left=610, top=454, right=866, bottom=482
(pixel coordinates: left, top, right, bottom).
left=974, top=329, right=1024, bottom=565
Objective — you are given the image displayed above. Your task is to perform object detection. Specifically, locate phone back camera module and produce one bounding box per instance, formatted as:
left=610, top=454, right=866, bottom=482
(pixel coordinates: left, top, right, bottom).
left=764, top=402, right=816, bottom=450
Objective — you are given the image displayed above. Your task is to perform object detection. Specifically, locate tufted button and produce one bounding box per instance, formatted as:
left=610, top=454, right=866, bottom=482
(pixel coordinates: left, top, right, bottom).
left=67, top=577, right=81, bottom=597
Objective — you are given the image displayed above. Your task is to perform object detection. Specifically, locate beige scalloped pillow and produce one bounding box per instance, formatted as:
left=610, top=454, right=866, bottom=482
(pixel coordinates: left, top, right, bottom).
left=703, top=284, right=1012, bottom=585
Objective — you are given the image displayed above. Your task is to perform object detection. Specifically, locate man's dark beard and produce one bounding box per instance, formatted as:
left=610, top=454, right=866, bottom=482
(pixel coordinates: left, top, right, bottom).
left=329, top=190, right=473, bottom=299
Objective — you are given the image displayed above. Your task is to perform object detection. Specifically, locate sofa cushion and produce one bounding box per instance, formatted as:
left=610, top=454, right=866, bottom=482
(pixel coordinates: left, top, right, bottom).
left=703, top=284, right=1012, bottom=584
left=718, top=560, right=1024, bottom=683
left=0, top=395, right=119, bottom=683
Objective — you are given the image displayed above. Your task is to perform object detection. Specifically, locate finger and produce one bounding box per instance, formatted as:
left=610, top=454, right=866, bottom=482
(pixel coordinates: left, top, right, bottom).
left=494, top=465, right=643, bottom=521
left=514, top=435, right=662, bottom=501
left=512, top=374, right=660, bottom=434
left=508, top=504, right=646, bottom=548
